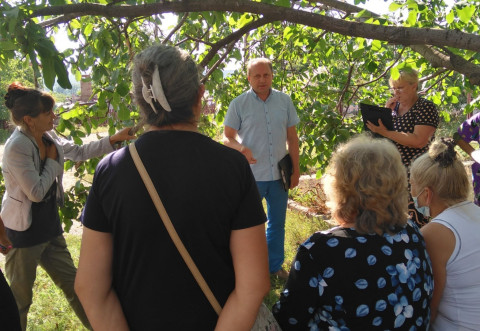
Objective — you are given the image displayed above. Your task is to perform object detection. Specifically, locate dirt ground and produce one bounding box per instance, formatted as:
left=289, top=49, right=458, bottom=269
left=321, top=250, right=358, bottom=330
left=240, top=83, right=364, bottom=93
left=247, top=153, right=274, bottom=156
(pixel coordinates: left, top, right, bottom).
left=291, top=174, right=329, bottom=216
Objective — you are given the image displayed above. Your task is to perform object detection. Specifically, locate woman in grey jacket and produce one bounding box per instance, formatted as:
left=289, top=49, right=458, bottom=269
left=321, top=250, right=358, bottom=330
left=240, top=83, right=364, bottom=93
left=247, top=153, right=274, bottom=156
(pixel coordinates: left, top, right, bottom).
left=1, top=82, right=134, bottom=330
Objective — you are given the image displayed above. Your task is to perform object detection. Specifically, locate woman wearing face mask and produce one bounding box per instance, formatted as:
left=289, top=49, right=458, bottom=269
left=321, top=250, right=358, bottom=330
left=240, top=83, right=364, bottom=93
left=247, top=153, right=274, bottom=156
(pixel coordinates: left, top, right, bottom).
left=367, top=67, right=439, bottom=227
left=410, top=138, right=480, bottom=330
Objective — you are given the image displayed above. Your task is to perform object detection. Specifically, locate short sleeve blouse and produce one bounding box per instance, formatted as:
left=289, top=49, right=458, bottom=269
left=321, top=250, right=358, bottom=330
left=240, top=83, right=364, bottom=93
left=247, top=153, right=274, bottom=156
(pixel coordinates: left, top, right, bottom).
left=273, top=220, right=434, bottom=330
left=393, top=98, right=439, bottom=168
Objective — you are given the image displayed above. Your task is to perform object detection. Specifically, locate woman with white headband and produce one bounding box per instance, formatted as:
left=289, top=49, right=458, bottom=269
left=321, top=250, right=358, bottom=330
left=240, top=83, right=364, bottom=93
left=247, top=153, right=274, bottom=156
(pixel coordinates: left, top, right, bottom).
left=75, top=44, right=270, bottom=330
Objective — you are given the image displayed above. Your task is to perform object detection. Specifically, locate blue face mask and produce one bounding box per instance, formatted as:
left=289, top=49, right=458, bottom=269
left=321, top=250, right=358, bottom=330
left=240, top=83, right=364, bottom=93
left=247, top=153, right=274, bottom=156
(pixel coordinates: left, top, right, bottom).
left=412, top=188, right=430, bottom=217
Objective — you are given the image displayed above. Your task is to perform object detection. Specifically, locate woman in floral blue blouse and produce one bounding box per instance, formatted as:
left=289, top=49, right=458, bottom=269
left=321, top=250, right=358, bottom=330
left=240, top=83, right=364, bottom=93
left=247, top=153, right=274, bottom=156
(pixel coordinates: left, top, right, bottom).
left=273, top=135, right=434, bottom=330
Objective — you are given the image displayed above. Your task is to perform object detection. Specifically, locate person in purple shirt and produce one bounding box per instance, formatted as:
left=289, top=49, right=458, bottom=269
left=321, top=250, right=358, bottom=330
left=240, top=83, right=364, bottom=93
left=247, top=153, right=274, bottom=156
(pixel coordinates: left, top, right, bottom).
left=223, top=58, right=300, bottom=279
left=454, top=112, right=480, bottom=206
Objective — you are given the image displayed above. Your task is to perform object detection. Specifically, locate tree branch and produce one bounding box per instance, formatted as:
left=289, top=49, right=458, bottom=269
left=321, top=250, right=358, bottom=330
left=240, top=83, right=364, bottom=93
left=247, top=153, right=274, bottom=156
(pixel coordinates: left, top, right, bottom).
left=30, top=0, right=480, bottom=53
left=201, top=41, right=236, bottom=84
left=163, top=12, right=188, bottom=44
left=321, top=0, right=480, bottom=86
left=336, top=64, right=354, bottom=115
left=199, top=16, right=276, bottom=67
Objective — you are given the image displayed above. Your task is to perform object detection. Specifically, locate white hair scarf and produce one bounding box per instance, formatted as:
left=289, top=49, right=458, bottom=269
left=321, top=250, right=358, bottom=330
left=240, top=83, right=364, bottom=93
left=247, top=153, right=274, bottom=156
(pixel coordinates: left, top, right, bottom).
left=141, top=65, right=172, bottom=113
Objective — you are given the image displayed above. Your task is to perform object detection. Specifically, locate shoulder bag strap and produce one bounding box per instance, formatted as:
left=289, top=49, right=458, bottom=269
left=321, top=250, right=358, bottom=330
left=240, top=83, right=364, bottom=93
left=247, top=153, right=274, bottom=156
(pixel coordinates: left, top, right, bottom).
left=129, top=143, right=222, bottom=315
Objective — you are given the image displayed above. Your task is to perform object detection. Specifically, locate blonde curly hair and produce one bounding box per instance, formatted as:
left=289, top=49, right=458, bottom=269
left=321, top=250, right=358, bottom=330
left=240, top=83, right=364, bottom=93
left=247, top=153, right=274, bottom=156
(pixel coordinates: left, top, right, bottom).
left=323, top=134, right=409, bottom=234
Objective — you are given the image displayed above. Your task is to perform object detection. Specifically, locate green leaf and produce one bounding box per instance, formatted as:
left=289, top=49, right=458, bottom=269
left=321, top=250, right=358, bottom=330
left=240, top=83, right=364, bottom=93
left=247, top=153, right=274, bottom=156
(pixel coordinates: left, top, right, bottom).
left=54, top=57, right=72, bottom=89
left=390, top=67, right=400, bottom=80
left=70, top=19, right=82, bottom=29
left=389, top=2, right=403, bottom=12
left=56, top=118, right=66, bottom=132
left=118, top=103, right=130, bottom=121
left=446, top=10, right=455, bottom=24
left=440, top=110, right=450, bottom=122
left=406, top=10, right=417, bottom=26
left=352, top=48, right=364, bottom=59
left=73, top=136, right=83, bottom=145
left=0, top=41, right=16, bottom=50
left=110, top=93, right=120, bottom=109
left=456, top=6, right=475, bottom=24
left=40, top=56, right=55, bottom=90
left=235, top=14, right=253, bottom=28
left=283, top=26, right=293, bottom=41
left=366, top=61, right=378, bottom=72
left=84, top=23, right=94, bottom=37
left=116, top=82, right=130, bottom=97
left=406, top=0, right=419, bottom=11
left=63, top=119, right=75, bottom=131
left=465, top=104, right=475, bottom=115
left=371, top=39, right=382, bottom=51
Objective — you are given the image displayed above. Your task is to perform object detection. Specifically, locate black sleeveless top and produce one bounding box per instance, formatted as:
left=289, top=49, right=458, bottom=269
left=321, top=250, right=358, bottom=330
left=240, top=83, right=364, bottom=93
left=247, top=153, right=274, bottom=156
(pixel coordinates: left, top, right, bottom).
left=7, top=157, right=62, bottom=248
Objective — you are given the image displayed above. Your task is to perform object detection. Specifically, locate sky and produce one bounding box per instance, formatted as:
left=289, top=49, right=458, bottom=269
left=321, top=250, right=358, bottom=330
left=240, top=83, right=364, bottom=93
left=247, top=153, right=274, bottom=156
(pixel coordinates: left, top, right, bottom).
left=359, top=0, right=391, bottom=15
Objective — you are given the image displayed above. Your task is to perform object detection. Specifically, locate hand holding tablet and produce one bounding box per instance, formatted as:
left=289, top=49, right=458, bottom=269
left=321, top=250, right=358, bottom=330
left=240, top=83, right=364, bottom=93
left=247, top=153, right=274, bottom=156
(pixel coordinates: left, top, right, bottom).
left=360, top=103, right=394, bottom=132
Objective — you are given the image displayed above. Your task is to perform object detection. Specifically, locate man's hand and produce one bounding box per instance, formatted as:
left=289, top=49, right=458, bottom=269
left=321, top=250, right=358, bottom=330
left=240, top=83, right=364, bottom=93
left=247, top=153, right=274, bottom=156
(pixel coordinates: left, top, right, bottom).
left=240, top=146, right=257, bottom=164
left=290, top=170, right=300, bottom=189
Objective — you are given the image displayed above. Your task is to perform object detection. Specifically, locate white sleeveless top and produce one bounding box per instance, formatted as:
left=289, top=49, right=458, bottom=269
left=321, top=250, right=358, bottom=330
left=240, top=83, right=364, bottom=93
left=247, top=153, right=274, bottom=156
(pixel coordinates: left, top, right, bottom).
left=431, top=201, right=480, bottom=331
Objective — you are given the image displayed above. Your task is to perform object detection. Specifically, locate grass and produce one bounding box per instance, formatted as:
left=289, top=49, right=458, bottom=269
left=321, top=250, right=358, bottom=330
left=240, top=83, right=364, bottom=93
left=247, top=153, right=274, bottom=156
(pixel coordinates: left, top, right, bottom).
left=0, top=209, right=331, bottom=330
left=0, top=234, right=88, bottom=331
left=265, top=209, right=331, bottom=308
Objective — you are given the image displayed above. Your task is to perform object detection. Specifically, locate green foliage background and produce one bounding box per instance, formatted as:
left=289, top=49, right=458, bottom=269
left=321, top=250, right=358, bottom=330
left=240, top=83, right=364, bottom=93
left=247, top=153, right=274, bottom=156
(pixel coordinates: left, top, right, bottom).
left=1, top=0, right=480, bottom=227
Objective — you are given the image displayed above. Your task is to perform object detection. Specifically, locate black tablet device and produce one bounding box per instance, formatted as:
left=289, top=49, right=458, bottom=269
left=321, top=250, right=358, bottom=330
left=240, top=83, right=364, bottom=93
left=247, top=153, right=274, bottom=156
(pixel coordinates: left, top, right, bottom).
left=278, top=154, right=292, bottom=191
left=359, top=103, right=394, bottom=131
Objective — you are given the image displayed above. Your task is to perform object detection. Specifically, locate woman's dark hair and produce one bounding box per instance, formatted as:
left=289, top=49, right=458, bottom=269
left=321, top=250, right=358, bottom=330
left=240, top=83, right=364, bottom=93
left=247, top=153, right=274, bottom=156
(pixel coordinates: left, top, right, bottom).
left=4, top=82, right=55, bottom=126
left=131, top=44, right=201, bottom=127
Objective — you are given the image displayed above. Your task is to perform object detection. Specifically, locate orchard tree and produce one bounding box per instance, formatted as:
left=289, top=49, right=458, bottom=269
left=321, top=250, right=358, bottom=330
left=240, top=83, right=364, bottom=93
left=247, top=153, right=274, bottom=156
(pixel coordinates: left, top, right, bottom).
left=0, top=58, right=35, bottom=121
left=1, top=0, right=480, bottom=224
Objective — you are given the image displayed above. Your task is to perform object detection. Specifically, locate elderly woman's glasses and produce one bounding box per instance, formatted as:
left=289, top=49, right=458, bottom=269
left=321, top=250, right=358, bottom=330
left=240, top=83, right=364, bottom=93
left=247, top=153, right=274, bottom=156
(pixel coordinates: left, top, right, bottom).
left=390, top=87, right=405, bottom=92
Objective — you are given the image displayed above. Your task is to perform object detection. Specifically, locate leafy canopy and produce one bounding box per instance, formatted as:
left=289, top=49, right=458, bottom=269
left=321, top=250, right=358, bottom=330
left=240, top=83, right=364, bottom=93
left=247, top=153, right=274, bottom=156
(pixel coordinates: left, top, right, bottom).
left=1, top=0, right=479, bottom=225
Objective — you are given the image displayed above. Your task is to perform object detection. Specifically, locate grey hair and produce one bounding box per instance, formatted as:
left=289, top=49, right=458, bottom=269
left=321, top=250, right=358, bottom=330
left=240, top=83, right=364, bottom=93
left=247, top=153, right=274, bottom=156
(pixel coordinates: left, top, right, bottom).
left=132, top=44, right=200, bottom=126
left=323, top=134, right=409, bottom=234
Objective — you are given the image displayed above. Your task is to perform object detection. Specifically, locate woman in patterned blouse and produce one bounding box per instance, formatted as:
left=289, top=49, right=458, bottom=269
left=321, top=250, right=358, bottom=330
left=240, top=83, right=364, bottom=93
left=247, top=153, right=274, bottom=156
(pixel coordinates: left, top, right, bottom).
left=273, top=135, right=433, bottom=330
left=366, top=68, right=439, bottom=226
